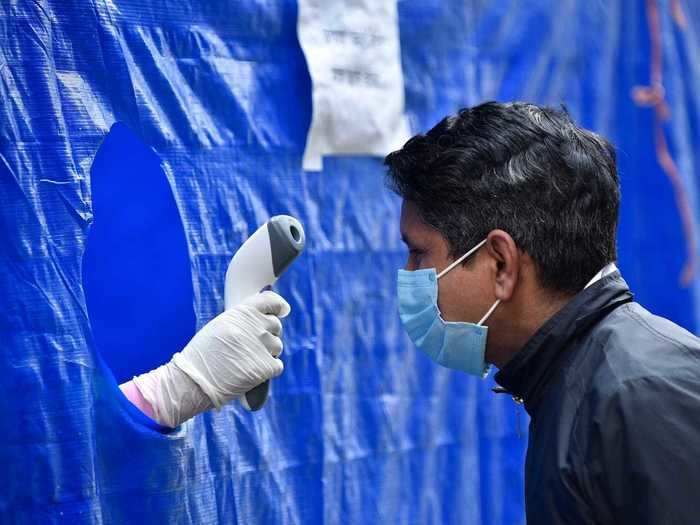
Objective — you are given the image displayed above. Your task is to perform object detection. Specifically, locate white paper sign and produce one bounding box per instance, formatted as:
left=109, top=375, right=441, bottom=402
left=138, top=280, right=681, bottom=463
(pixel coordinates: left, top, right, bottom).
left=298, top=0, right=411, bottom=171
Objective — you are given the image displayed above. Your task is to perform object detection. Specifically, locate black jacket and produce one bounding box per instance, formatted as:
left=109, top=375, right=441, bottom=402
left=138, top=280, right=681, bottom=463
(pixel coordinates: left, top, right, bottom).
left=495, top=272, right=700, bottom=524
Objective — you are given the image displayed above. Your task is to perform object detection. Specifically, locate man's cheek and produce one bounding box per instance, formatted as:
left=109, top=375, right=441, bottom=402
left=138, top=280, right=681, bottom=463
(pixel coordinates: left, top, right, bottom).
left=419, top=253, right=438, bottom=270
left=437, top=286, right=459, bottom=321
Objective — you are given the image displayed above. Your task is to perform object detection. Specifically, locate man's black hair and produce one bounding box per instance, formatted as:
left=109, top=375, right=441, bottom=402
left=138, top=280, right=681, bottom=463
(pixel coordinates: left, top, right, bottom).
left=384, top=101, right=620, bottom=295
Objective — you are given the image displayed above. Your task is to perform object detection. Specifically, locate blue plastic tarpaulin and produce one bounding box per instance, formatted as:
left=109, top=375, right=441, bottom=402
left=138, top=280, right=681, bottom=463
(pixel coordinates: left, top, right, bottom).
left=2, top=1, right=700, bottom=523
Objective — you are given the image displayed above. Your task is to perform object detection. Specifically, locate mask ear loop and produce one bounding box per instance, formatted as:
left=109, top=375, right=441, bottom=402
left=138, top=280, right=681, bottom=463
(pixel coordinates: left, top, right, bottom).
left=477, top=299, right=501, bottom=326
left=436, top=237, right=500, bottom=327
left=436, top=238, right=488, bottom=279
left=478, top=299, right=501, bottom=379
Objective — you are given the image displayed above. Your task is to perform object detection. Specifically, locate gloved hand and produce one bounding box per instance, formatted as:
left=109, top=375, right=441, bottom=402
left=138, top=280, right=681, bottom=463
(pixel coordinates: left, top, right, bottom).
left=131, top=291, right=291, bottom=427
left=173, top=290, right=290, bottom=407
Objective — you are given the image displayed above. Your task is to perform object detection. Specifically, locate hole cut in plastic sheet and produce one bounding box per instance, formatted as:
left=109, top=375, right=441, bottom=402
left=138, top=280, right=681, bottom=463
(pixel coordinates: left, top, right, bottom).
left=3, top=0, right=700, bottom=524
left=83, top=122, right=196, bottom=384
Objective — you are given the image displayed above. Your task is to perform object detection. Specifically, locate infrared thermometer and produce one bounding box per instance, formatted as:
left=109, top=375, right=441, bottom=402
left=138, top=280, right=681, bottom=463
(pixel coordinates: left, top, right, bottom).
left=224, top=215, right=305, bottom=411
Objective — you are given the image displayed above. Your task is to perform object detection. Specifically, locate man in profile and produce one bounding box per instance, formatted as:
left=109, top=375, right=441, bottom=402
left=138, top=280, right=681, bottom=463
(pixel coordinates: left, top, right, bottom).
left=386, top=101, right=700, bottom=524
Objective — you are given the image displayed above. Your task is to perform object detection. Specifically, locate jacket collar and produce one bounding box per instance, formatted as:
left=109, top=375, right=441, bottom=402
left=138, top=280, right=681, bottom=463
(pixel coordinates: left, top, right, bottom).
left=493, top=272, right=633, bottom=415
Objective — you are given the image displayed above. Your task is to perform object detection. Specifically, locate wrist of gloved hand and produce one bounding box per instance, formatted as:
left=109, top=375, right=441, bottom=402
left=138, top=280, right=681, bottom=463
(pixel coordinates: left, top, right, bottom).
left=131, top=291, right=291, bottom=427
left=132, top=361, right=213, bottom=428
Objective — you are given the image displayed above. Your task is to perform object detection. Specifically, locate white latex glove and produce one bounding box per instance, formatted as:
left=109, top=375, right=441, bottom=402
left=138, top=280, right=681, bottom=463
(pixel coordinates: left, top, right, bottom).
left=132, top=291, right=290, bottom=427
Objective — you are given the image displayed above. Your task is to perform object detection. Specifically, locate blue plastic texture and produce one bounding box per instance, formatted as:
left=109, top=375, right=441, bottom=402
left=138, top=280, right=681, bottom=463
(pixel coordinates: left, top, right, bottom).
left=2, top=1, right=699, bottom=523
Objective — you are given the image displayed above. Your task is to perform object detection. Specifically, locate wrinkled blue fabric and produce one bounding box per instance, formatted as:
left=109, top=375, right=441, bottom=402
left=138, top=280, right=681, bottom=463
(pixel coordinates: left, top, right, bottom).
left=2, top=1, right=700, bottom=524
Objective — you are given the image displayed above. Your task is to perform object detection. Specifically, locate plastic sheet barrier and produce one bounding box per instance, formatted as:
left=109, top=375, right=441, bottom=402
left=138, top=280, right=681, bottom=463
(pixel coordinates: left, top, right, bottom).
left=2, top=1, right=700, bottom=523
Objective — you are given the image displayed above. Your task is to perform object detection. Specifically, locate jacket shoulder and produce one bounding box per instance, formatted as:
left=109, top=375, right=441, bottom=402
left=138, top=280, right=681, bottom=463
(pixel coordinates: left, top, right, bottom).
left=587, top=302, right=700, bottom=389
left=568, top=307, right=700, bottom=522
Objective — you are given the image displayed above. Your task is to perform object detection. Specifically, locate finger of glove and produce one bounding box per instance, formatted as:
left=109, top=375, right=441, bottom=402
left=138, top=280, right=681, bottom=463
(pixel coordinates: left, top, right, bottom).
left=260, top=314, right=283, bottom=337
left=259, top=331, right=284, bottom=358
left=244, top=290, right=291, bottom=318
left=269, top=356, right=284, bottom=378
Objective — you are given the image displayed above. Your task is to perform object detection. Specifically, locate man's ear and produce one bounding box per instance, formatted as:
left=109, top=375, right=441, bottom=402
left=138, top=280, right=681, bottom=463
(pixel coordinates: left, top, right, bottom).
left=485, top=230, right=519, bottom=302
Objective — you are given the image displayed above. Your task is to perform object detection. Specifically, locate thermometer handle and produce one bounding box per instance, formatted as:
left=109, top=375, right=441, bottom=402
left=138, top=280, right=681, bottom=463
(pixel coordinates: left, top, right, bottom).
left=224, top=215, right=305, bottom=411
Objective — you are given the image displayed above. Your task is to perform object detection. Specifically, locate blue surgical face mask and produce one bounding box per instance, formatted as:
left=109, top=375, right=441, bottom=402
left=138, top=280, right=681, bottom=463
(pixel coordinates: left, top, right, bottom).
left=397, top=239, right=501, bottom=377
